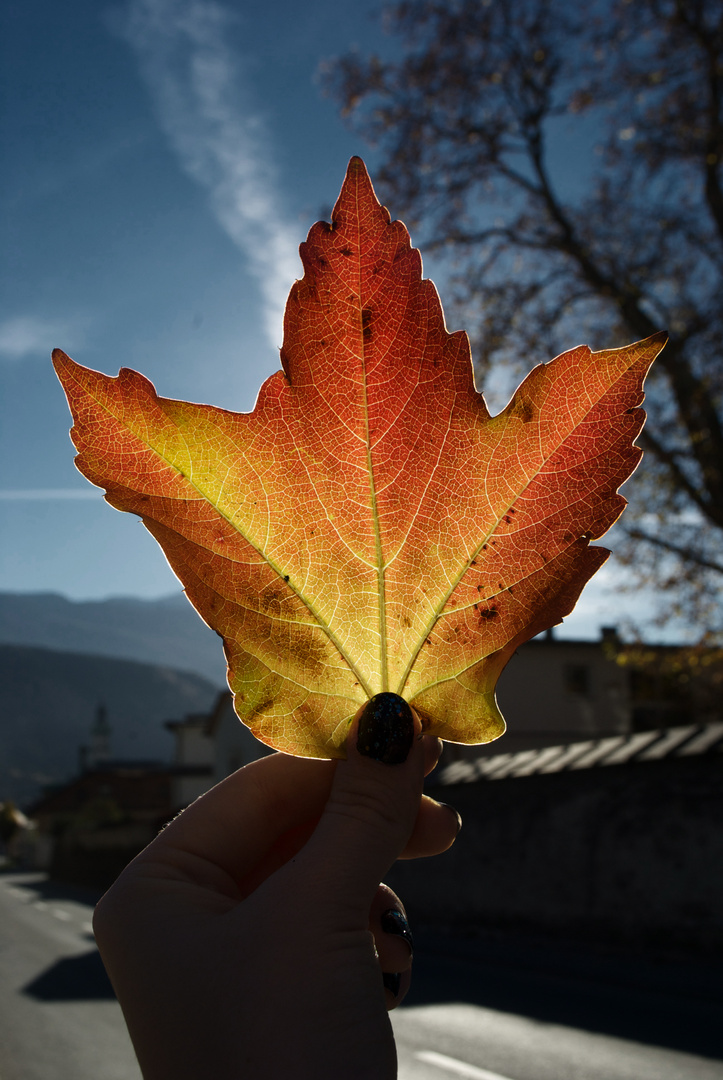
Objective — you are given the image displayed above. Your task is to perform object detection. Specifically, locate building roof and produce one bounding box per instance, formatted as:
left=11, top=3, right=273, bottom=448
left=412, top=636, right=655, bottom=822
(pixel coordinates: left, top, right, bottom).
left=28, top=765, right=172, bottom=817
left=435, top=721, right=723, bottom=786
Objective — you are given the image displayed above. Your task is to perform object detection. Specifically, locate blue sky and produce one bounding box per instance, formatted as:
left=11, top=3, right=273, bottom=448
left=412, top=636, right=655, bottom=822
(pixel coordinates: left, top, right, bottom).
left=1, top=0, right=662, bottom=639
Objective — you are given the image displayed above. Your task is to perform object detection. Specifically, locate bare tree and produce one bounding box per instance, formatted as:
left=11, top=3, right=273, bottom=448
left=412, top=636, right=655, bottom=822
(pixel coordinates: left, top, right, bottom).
left=325, top=0, right=723, bottom=639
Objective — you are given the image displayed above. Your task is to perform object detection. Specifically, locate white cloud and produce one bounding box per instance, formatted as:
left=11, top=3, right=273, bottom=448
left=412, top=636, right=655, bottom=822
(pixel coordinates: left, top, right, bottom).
left=119, top=0, right=301, bottom=350
left=0, top=316, right=87, bottom=362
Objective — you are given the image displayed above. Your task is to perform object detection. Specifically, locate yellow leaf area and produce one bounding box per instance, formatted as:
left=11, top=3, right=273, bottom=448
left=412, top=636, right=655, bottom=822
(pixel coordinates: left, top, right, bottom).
left=53, top=158, right=666, bottom=758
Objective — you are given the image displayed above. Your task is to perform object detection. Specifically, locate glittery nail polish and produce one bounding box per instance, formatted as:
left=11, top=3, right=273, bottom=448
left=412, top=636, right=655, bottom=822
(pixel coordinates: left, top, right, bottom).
left=381, top=908, right=414, bottom=954
left=382, top=971, right=402, bottom=997
left=357, top=693, right=414, bottom=765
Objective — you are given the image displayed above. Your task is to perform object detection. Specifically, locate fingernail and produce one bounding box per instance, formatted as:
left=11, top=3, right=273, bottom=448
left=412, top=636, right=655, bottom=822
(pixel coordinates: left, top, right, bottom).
left=381, top=908, right=414, bottom=954
left=438, top=801, right=462, bottom=835
left=357, top=693, right=414, bottom=765
left=382, top=971, right=402, bottom=997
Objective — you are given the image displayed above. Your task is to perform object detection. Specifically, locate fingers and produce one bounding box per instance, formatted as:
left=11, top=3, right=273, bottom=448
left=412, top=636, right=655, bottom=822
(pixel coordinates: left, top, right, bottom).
left=297, top=695, right=427, bottom=917
left=400, top=794, right=461, bottom=859
left=369, top=884, right=413, bottom=1011
left=126, top=701, right=457, bottom=899
left=131, top=753, right=336, bottom=895
left=423, top=734, right=444, bottom=777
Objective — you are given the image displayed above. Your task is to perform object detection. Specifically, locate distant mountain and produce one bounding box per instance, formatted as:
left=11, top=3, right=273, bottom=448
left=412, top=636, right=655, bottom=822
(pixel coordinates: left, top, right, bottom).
left=0, top=644, right=220, bottom=807
left=0, top=591, right=227, bottom=684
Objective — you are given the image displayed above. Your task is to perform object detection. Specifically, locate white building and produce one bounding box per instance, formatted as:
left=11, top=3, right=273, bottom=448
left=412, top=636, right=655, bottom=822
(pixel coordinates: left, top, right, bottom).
left=166, top=692, right=273, bottom=810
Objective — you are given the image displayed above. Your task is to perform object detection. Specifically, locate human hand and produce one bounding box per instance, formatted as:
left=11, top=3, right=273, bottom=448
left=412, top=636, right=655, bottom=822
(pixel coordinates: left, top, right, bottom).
left=93, top=694, right=460, bottom=1079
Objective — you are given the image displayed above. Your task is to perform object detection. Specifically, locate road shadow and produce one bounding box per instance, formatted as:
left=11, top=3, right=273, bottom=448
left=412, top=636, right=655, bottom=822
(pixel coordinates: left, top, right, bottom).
left=1, top=870, right=102, bottom=908
left=22, top=949, right=115, bottom=1001
left=404, top=932, right=723, bottom=1061
left=3, top=872, right=114, bottom=1002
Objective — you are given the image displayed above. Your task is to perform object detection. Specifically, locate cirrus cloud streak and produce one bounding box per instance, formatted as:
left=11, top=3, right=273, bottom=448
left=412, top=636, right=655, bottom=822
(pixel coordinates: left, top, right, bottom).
left=119, top=0, right=301, bottom=350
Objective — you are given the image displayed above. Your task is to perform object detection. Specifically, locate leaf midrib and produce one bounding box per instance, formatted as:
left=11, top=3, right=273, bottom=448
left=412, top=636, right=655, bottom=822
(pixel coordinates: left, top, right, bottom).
left=353, top=180, right=389, bottom=695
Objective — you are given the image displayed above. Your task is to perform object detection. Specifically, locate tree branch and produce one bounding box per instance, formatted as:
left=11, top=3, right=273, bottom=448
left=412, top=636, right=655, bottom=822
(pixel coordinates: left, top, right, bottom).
left=521, top=128, right=723, bottom=518
left=637, top=428, right=717, bottom=521
left=625, top=527, right=723, bottom=575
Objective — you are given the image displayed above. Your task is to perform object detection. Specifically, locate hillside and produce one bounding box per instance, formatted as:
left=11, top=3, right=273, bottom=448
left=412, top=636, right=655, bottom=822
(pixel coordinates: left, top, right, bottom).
left=0, top=591, right=227, bottom=684
left=0, top=644, right=220, bottom=807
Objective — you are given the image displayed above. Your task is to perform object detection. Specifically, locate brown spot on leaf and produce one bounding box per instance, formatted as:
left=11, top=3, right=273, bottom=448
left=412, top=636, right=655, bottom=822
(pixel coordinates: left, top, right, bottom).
left=247, top=697, right=275, bottom=721
left=513, top=399, right=535, bottom=423
left=277, top=627, right=328, bottom=674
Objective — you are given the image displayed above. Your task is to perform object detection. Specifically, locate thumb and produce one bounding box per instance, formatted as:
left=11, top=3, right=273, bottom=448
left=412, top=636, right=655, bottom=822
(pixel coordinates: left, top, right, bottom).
left=297, top=694, right=425, bottom=920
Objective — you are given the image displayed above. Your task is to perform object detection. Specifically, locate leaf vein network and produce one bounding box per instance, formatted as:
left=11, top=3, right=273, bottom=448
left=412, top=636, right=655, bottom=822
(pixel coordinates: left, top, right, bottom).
left=396, top=368, right=633, bottom=696
left=90, top=383, right=372, bottom=696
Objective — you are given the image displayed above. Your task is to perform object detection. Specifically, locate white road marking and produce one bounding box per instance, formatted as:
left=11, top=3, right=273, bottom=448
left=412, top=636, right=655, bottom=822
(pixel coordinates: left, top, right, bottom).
left=415, top=1050, right=515, bottom=1080
left=4, top=881, right=95, bottom=934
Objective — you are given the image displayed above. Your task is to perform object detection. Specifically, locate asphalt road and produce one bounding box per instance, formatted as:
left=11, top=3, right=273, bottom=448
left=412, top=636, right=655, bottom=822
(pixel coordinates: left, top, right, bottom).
left=1, top=871, right=721, bottom=1080
left=394, top=1002, right=723, bottom=1080
left=394, top=927, right=723, bottom=1080
left=0, top=872, right=140, bottom=1080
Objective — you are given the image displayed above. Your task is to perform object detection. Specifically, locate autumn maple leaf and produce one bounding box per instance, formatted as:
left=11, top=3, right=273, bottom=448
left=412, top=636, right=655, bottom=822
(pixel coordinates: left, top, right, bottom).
left=53, top=158, right=665, bottom=757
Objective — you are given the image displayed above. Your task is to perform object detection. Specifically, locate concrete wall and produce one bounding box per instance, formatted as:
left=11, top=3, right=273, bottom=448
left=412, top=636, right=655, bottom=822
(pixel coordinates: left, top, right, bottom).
left=387, top=755, right=722, bottom=955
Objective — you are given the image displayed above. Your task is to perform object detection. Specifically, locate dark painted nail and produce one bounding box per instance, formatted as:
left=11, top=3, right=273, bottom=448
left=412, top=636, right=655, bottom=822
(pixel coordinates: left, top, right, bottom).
left=381, top=908, right=414, bottom=954
left=437, top=801, right=463, bottom=835
left=382, top=971, right=402, bottom=997
left=357, top=693, right=414, bottom=765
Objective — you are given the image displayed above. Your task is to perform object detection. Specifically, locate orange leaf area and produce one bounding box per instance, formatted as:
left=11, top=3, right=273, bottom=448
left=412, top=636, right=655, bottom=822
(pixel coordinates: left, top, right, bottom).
left=53, top=158, right=665, bottom=758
